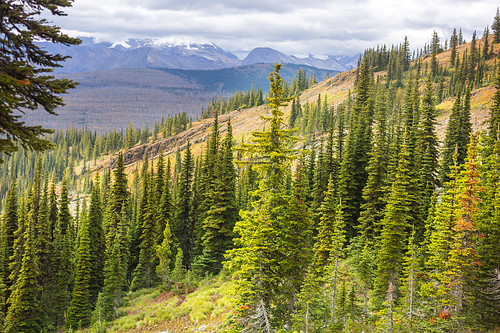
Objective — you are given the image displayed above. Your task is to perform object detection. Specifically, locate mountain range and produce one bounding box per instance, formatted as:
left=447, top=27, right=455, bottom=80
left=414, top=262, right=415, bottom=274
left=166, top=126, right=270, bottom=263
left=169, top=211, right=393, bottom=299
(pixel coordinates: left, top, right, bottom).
left=37, top=37, right=358, bottom=73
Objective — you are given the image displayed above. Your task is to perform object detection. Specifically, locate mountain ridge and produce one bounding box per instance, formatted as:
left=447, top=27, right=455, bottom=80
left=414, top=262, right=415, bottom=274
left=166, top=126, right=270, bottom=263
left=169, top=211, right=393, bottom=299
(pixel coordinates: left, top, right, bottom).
left=37, top=37, right=358, bottom=73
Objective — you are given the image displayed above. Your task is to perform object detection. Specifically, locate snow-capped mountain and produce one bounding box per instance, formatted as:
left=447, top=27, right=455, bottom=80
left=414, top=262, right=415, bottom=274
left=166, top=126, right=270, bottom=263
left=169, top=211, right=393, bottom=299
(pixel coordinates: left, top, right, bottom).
left=38, top=38, right=357, bottom=73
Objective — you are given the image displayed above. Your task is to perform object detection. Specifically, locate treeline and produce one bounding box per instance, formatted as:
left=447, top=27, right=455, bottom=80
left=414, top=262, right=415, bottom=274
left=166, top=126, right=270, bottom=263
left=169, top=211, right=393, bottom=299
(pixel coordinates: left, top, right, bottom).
left=0, top=111, right=193, bottom=211
left=200, top=68, right=320, bottom=119
left=0, top=110, right=240, bottom=331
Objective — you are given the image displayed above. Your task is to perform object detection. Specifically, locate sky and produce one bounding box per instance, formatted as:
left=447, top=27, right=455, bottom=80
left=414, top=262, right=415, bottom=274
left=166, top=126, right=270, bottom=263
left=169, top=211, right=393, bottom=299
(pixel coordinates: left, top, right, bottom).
left=48, top=0, right=500, bottom=58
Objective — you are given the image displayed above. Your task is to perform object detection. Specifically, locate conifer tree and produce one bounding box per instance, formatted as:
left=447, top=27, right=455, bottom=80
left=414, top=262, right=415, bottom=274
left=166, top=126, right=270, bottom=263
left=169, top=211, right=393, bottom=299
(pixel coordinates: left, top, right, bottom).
left=102, top=206, right=129, bottom=319
left=427, top=132, right=483, bottom=325
left=357, top=85, right=388, bottom=244
left=156, top=158, right=173, bottom=247
left=66, top=214, right=92, bottom=329
left=88, top=173, right=105, bottom=304
left=475, top=137, right=500, bottom=326
left=375, top=132, right=413, bottom=318
left=132, top=169, right=157, bottom=289
left=106, top=152, right=128, bottom=247
left=493, top=8, right=500, bottom=43
left=227, top=63, right=310, bottom=331
left=4, top=225, right=42, bottom=333
left=424, top=150, right=460, bottom=316
left=488, top=66, right=500, bottom=143
left=174, top=142, right=194, bottom=267
left=441, top=89, right=469, bottom=185
left=156, top=218, right=174, bottom=286
left=8, top=197, right=27, bottom=292
left=51, top=185, right=73, bottom=325
left=3, top=180, right=18, bottom=292
left=338, top=56, right=374, bottom=239
left=416, top=76, right=440, bottom=230
left=199, top=119, right=238, bottom=273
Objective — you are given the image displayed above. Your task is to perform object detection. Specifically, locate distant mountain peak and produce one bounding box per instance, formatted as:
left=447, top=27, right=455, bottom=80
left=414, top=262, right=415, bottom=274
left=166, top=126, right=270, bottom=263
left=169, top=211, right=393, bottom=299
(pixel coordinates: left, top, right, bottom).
left=37, top=38, right=357, bottom=73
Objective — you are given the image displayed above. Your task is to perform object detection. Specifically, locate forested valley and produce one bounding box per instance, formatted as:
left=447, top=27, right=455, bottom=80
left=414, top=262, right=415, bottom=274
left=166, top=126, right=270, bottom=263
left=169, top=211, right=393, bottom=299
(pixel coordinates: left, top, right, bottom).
left=3, top=12, right=500, bottom=333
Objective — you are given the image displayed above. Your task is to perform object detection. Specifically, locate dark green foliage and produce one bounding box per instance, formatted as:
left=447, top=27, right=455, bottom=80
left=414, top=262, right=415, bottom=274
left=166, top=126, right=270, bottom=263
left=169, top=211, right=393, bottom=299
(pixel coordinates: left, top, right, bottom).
left=440, top=84, right=472, bottom=185
left=416, top=76, right=440, bottom=233
left=88, top=174, right=105, bottom=304
left=2, top=180, right=18, bottom=292
left=174, top=142, right=194, bottom=268
left=357, top=85, right=389, bottom=244
left=338, top=56, right=374, bottom=239
left=0, top=0, right=80, bottom=160
left=493, top=8, right=500, bottom=43
left=489, top=65, right=500, bottom=142
left=375, top=133, right=412, bottom=311
left=4, top=226, right=42, bottom=333
left=67, top=215, right=92, bottom=328
left=106, top=152, right=128, bottom=247
left=131, top=168, right=157, bottom=289
left=199, top=120, right=238, bottom=274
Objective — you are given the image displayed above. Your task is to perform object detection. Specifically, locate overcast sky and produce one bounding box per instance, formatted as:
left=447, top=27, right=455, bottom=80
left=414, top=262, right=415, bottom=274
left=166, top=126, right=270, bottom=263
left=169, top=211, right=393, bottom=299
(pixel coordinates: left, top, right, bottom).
left=49, top=0, right=499, bottom=58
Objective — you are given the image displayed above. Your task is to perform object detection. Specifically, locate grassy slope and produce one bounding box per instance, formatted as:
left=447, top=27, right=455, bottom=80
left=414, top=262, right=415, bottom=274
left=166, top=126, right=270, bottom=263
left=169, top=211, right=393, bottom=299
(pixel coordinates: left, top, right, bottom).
left=75, top=36, right=500, bottom=333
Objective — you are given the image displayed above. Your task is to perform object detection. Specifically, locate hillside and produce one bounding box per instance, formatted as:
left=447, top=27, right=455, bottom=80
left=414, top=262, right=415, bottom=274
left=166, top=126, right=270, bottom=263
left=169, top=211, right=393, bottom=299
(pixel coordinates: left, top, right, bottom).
left=4, top=27, right=500, bottom=333
left=96, top=35, right=498, bottom=173
left=25, top=64, right=337, bottom=133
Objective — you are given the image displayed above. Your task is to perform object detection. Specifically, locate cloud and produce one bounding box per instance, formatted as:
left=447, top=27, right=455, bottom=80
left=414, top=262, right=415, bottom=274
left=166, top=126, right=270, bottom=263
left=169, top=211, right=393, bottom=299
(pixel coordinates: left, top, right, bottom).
left=47, top=0, right=500, bottom=56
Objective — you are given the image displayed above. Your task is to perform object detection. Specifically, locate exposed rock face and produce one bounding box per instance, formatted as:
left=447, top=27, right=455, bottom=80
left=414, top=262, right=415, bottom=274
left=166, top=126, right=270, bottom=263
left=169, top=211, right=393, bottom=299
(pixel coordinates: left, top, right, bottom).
left=106, top=109, right=244, bottom=170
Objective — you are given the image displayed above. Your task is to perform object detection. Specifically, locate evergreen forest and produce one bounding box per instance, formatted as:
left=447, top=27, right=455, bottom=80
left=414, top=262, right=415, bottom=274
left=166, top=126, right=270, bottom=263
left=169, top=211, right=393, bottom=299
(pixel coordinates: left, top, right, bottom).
left=3, top=11, right=500, bottom=333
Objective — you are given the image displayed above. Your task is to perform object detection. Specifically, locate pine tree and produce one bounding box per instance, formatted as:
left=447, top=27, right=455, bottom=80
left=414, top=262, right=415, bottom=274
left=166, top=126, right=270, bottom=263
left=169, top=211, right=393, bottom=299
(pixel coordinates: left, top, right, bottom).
left=357, top=85, right=389, bottom=244
left=3, top=180, right=18, bottom=293
left=488, top=65, right=500, bottom=143
left=156, top=219, right=174, bottom=286
left=441, top=89, right=467, bottom=185
left=227, top=63, right=310, bottom=331
left=338, top=56, right=374, bottom=239
left=174, top=142, right=194, bottom=267
left=493, top=8, right=500, bottom=43
left=450, top=28, right=458, bottom=67
left=102, top=206, right=129, bottom=319
left=375, top=132, right=413, bottom=319
left=0, top=0, right=80, bottom=158
left=106, top=152, right=128, bottom=247
left=51, top=186, right=73, bottom=326
left=131, top=170, right=157, bottom=289
left=475, top=137, right=500, bottom=327
left=156, top=158, right=173, bottom=248
left=416, top=76, right=440, bottom=230
left=66, top=214, right=92, bottom=329
left=199, top=119, right=238, bottom=273
left=4, top=225, right=42, bottom=333
left=88, top=173, right=105, bottom=305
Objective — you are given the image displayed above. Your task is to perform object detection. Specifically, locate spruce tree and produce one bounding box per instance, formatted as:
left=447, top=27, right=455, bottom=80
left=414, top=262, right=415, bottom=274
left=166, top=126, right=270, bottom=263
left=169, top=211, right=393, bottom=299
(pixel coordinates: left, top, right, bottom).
left=2, top=180, right=18, bottom=292
left=227, top=63, right=310, bottom=331
left=66, top=214, right=92, bottom=329
left=4, top=225, right=42, bottom=333
left=475, top=137, right=500, bottom=327
left=173, top=142, right=194, bottom=267
left=156, top=218, right=174, bottom=286
left=88, top=173, right=105, bottom=304
left=357, top=85, right=389, bottom=244
left=131, top=169, right=157, bottom=289
left=199, top=119, right=238, bottom=273
left=416, top=76, right=440, bottom=231
left=493, top=8, right=500, bottom=43
left=375, top=131, right=413, bottom=319
left=338, top=56, right=374, bottom=239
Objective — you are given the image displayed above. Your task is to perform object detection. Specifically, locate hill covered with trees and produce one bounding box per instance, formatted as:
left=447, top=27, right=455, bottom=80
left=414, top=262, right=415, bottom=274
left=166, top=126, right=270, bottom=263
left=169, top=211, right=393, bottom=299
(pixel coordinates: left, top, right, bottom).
left=2, top=11, right=500, bottom=333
